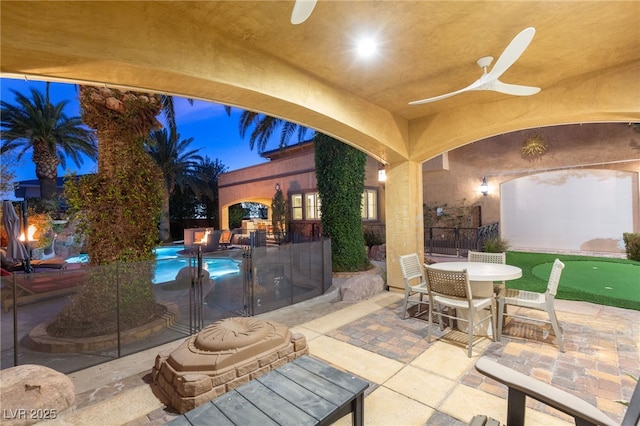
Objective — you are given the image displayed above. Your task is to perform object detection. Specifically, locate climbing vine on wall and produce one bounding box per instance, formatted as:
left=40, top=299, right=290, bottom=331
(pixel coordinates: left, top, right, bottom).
left=314, top=134, right=370, bottom=272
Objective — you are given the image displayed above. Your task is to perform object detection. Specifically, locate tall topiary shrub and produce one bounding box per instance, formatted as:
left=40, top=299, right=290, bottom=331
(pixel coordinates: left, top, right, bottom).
left=271, top=185, right=287, bottom=244
left=314, top=134, right=369, bottom=272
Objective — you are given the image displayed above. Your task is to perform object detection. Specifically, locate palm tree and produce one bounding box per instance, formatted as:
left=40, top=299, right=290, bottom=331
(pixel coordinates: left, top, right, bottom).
left=234, top=109, right=312, bottom=153
left=0, top=84, right=97, bottom=208
left=146, top=128, right=206, bottom=242
left=168, top=156, right=228, bottom=227
left=195, top=156, right=228, bottom=224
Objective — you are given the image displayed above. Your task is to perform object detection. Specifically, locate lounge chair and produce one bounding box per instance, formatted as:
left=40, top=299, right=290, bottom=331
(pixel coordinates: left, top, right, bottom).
left=0, top=247, right=66, bottom=272
left=472, top=356, right=640, bottom=426
left=219, top=229, right=232, bottom=248
left=1, top=268, right=86, bottom=312
left=31, top=257, right=67, bottom=270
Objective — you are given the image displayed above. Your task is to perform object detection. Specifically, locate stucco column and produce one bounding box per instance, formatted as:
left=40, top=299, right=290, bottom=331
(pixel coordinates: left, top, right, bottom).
left=220, top=207, right=230, bottom=231
left=385, top=160, right=424, bottom=292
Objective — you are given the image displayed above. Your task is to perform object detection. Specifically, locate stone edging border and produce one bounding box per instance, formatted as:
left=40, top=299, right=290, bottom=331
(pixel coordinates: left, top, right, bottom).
left=332, top=264, right=381, bottom=279
left=24, top=301, right=179, bottom=353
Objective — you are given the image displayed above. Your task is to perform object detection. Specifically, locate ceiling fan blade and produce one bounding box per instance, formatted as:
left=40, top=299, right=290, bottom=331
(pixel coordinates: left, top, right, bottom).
left=408, top=77, right=485, bottom=105
left=409, top=28, right=538, bottom=105
left=291, top=0, right=317, bottom=25
left=486, top=27, right=536, bottom=80
left=490, top=80, right=541, bottom=96
left=408, top=91, right=462, bottom=105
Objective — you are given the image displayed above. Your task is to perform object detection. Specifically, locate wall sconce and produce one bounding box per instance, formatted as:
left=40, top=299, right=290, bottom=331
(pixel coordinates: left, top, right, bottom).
left=378, top=169, right=387, bottom=183
left=479, top=176, right=489, bottom=196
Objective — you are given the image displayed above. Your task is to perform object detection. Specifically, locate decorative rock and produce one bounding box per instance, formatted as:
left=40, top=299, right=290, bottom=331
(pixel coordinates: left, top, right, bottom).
left=152, top=317, right=308, bottom=413
left=174, top=266, right=212, bottom=288
left=339, top=273, right=384, bottom=302
left=368, top=244, right=386, bottom=261
left=0, top=364, right=74, bottom=426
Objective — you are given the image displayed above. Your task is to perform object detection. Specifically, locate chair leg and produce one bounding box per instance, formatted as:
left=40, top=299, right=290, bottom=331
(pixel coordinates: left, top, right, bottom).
left=418, top=293, right=426, bottom=316
left=490, top=303, right=496, bottom=342
left=497, top=299, right=505, bottom=341
left=436, top=306, right=445, bottom=331
left=427, top=304, right=433, bottom=343
left=467, top=310, right=474, bottom=358
left=403, top=290, right=410, bottom=319
left=548, top=307, right=564, bottom=352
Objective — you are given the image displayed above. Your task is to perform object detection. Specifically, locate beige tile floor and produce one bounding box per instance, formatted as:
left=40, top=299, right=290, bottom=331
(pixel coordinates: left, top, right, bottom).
left=44, top=287, right=639, bottom=426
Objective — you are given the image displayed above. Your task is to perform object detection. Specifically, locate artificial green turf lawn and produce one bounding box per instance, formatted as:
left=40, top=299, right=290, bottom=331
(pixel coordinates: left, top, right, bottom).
left=506, top=251, right=640, bottom=311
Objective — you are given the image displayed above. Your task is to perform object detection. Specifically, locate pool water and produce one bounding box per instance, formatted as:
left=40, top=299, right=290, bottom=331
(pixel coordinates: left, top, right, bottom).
left=65, top=246, right=240, bottom=284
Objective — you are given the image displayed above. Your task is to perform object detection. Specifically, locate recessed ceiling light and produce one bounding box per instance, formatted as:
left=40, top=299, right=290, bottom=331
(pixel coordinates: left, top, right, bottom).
left=356, top=36, right=378, bottom=58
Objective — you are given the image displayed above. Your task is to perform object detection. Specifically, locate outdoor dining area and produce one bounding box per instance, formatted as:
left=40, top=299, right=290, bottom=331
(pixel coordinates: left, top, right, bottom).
left=400, top=251, right=565, bottom=357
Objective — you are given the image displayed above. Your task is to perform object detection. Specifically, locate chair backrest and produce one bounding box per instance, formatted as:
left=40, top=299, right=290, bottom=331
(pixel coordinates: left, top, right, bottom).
left=468, top=251, right=505, bottom=265
left=424, top=266, right=472, bottom=300
left=219, top=229, right=232, bottom=245
left=546, top=259, right=565, bottom=296
left=398, top=253, right=425, bottom=289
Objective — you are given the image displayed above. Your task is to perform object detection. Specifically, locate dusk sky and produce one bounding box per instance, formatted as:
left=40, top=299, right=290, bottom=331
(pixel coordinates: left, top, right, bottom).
left=1, top=78, right=290, bottom=185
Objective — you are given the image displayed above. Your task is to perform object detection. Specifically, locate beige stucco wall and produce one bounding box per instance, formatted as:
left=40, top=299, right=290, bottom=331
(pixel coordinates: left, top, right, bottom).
left=422, top=122, right=640, bottom=239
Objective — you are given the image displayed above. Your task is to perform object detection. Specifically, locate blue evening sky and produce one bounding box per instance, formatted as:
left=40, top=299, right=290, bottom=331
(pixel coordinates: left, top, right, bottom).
left=1, top=78, right=279, bottom=183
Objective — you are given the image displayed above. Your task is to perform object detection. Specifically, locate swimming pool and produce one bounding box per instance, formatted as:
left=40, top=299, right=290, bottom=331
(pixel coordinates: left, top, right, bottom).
left=65, top=246, right=241, bottom=284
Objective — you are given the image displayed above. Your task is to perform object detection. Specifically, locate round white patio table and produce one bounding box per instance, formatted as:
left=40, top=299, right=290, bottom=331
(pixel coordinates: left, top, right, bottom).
left=426, top=261, right=522, bottom=335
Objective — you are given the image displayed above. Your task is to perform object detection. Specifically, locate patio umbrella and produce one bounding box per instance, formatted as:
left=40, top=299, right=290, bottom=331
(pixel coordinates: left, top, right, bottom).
left=2, top=200, right=29, bottom=263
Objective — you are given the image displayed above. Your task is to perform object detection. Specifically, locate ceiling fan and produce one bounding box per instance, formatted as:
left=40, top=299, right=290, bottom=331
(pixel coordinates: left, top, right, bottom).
left=291, top=0, right=317, bottom=25
left=409, top=27, right=541, bottom=105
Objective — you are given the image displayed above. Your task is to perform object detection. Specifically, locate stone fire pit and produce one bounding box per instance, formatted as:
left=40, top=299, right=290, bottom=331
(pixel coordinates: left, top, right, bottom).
left=152, top=317, right=308, bottom=413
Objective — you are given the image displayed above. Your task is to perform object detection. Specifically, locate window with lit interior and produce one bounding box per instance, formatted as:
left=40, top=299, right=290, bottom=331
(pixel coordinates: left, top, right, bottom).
left=361, top=189, right=377, bottom=220
left=291, top=194, right=303, bottom=220
left=305, top=193, right=321, bottom=220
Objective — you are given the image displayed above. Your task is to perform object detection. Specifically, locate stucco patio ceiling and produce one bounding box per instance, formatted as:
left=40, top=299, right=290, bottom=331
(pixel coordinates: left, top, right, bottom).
left=1, top=1, right=638, bottom=165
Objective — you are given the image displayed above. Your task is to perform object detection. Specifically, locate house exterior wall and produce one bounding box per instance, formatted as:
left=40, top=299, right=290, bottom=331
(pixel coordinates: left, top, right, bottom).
left=422, top=123, right=640, bottom=253
left=218, top=143, right=385, bottom=235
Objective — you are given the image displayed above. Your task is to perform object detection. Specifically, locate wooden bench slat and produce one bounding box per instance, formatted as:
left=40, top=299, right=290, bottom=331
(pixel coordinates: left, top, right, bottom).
left=257, top=370, right=339, bottom=422
left=274, top=361, right=355, bottom=406
left=212, top=390, right=280, bottom=425
left=236, top=378, right=318, bottom=425
left=291, top=356, right=369, bottom=394
left=183, top=400, right=235, bottom=426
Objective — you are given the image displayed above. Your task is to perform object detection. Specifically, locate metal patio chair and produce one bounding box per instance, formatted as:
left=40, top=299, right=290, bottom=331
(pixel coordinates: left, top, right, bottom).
left=424, top=266, right=496, bottom=357
left=398, top=253, right=429, bottom=319
left=497, top=258, right=565, bottom=352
